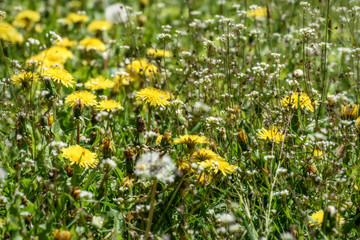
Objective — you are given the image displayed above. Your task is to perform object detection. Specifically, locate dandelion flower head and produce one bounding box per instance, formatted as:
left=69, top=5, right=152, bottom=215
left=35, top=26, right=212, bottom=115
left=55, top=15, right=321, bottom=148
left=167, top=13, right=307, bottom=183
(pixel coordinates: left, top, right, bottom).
left=13, top=10, right=40, bottom=28
left=65, top=12, right=89, bottom=25
left=135, top=87, right=171, bottom=107
left=85, top=76, right=114, bottom=90
left=247, top=6, right=267, bottom=19
left=257, top=126, right=285, bottom=143
left=56, top=37, right=77, bottom=48
left=79, top=37, right=106, bottom=52
left=65, top=91, right=97, bottom=108
left=147, top=48, right=173, bottom=58
left=199, top=158, right=237, bottom=176
left=341, top=104, right=359, bottom=120
left=191, top=149, right=219, bottom=162
left=87, top=20, right=112, bottom=33
left=61, top=145, right=98, bottom=168
left=173, top=135, right=209, bottom=148
left=42, top=67, right=75, bottom=87
left=96, top=99, right=123, bottom=112
left=126, top=59, right=158, bottom=79
left=280, top=92, right=316, bottom=112
left=0, top=22, right=24, bottom=43
left=11, top=71, right=39, bottom=87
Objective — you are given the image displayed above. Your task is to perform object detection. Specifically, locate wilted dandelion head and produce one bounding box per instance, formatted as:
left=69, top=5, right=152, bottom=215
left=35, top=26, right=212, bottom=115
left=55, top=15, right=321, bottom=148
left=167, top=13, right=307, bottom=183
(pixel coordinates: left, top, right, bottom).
left=135, top=87, right=171, bottom=107
left=13, top=10, right=40, bottom=28
left=11, top=71, right=39, bottom=87
left=0, top=22, right=24, bottom=43
left=236, top=129, right=248, bottom=143
left=199, top=158, right=237, bottom=176
left=65, top=91, right=97, bottom=108
left=257, top=126, right=285, bottom=143
left=147, top=48, right=173, bottom=58
left=65, top=12, right=89, bottom=25
left=126, top=59, right=158, bottom=79
left=56, top=37, right=77, bottom=48
left=87, top=20, right=112, bottom=33
left=341, top=104, right=359, bottom=120
left=79, top=37, right=106, bottom=52
left=53, top=229, right=72, bottom=240
left=61, top=145, right=98, bottom=168
left=280, top=93, right=316, bottom=112
left=96, top=99, right=123, bottom=112
left=173, top=135, right=209, bottom=148
left=85, top=76, right=114, bottom=90
left=135, top=151, right=176, bottom=183
left=42, top=67, right=75, bottom=87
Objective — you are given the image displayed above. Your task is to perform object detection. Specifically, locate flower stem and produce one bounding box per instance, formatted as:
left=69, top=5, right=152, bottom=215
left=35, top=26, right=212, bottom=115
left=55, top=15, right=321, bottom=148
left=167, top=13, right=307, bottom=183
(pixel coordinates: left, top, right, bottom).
left=144, top=178, right=157, bottom=240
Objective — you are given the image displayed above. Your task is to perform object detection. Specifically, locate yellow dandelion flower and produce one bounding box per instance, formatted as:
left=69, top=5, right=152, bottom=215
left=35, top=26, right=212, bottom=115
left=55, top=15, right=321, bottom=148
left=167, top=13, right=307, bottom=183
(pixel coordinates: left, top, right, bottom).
left=199, top=158, right=237, bottom=176
left=173, top=135, right=209, bottom=148
left=135, top=87, right=171, bottom=107
left=191, top=149, right=219, bottom=162
left=280, top=93, right=316, bottom=112
left=26, top=46, right=73, bottom=68
left=147, top=48, right=173, bottom=58
left=309, top=210, right=345, bottom=227
left=61, top=145, right=98, bottom=168
left=196, top=173, right=212, bottom=185
left=257, top=126, right=285, bottom=143
left=313, top=148, right=323, bottom=158
left=87, top=20, right=112, bottom=33
left=177, top=159, right=192, bottom=173
left=65, top=91, right=97, bottom=108
left=56, top=37, right=77, bottom=48
left=65, top=12, right=88, bottom=25
left=247, top=6, right=267, bottom=19
left=0, top=22, right=24, bottom=43
left=126, top=59, right=158, bottom=79
left=13, top=10, right=40, bottom=28
left=355, top=117, right=360, bottom=129
left=42, top=67, right=75, bottom=87
left=53, top=229, right=72, bottom=240
left=96, top=99, right=123, bottom=112
left=11, top=71, right=39, bottom=87
left=34, top=23, right=42, bottom=33
left=341, top=104, right=359, bottom=120
left=79, top=37, right=106, bottom=52
left=85, top=76, right=114, bottom=90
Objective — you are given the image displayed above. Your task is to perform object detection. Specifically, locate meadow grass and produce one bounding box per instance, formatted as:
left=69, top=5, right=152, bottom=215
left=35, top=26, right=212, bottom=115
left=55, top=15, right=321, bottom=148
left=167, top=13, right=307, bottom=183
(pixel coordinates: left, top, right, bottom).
left=1, top=0, right=360, bottom=239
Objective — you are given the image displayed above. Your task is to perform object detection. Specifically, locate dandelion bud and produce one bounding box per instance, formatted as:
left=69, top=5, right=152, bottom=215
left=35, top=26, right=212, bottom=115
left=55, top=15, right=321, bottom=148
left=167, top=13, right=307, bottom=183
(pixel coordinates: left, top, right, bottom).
left=237, top=129, right=248, bottom=151
left=71, top=187, right=80, bottom=201
left=306, top=165, right=317, bottom=174
left=73, top=100, right=83, bottom=119
left=136, top=115, right=145, bottom=133
left=124, top=149, right=134, bottom=175
left=100, top=137, right=113, bottom=158
left=138, top=15, right=147, bottom=26
left=64, top=165, right=74, bottom=177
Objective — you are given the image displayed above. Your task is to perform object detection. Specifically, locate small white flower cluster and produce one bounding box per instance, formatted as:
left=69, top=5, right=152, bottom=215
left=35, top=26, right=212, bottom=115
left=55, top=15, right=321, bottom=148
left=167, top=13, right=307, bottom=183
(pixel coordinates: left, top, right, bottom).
left=135, top=152, right=176, bottom=183
left=273, top=190, right=289, bottom=197
left=299, top=27, right=317, bottom=41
